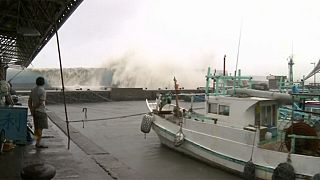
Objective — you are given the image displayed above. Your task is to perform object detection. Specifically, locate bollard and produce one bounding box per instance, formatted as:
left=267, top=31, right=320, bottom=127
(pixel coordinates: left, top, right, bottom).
left=21, top=163, right=56, bottom=180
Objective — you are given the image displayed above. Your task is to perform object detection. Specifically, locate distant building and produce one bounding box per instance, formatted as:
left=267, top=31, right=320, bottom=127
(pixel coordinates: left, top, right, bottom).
left=267, top=75, right=287, bottom=90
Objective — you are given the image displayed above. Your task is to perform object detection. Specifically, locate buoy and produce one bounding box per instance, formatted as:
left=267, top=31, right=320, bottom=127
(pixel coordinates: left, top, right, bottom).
left=272, top=162, right=295, bottom=180
left=21, top=163, right=56, bottom=180
left=313, top=173, right=320, bottom=180
left=243, top=161, right=255, bottom=180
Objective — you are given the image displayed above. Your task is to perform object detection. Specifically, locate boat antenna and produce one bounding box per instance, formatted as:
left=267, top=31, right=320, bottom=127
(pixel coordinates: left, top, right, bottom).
left=235, top=19, right=243, bottom=75
left=234, top=19, right=243, bottom=94
left=223, top=55, right=226, bottom=76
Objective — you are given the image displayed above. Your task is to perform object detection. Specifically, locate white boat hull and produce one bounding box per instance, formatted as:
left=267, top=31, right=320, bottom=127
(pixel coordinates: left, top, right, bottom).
left=151, top=113, right=318, bottom=180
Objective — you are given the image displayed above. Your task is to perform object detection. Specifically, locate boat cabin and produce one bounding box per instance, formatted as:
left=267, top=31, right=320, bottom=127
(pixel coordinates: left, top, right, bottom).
left=206, top=96, right=279, bottom=140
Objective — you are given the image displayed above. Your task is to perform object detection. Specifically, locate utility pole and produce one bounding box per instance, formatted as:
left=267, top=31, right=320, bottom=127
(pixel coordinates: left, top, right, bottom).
left=311, top=62, right=316, bottom=85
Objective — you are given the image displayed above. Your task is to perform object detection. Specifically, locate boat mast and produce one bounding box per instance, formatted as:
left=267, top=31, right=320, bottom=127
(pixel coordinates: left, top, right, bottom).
left=173, top=77, right=180, bottom=110
left=223, top=54, right=226, bottom=76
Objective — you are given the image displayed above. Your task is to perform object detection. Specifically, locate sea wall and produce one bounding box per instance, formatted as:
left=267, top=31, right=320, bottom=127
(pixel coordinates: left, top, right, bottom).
left=16, top=88, right=205, bottom=104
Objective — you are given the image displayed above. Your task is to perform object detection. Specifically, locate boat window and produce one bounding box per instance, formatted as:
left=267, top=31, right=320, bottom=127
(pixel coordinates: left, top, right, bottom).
left=272, top=105, right=276, bottom=126
left=260, top=105, right=276, bottom=126
left=218, top=105, right=230, bottom=116
left=208, top=103, right=218, bottom=114
left=261, top=106, right=267, bottom=126
left=255, top=105, right=260, bottom=126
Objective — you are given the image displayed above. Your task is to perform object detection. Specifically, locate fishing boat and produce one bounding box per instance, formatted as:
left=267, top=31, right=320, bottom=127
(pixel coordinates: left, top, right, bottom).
left=141, top=67, right=320, bottom=179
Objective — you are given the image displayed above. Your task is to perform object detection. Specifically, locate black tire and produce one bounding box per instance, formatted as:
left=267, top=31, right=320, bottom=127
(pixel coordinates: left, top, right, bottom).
left=272, top=162, right=295, bottom=180
left=243, top=161, right=255, bottom=180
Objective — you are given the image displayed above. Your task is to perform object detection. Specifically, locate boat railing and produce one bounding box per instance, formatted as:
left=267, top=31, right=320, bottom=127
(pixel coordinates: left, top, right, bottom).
left=205, top=67, right=253, bottom=96
left=279, top=106, right=319, bottom=122
left=279, top=92, right=320, bottom=121
left=276, top=93, right=320, bottom=155
left=288, top=134, right=320, bottom=154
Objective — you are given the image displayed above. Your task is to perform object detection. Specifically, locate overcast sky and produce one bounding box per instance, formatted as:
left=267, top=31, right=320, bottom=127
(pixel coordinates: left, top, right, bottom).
left=31, top=0, right=320, bottom=83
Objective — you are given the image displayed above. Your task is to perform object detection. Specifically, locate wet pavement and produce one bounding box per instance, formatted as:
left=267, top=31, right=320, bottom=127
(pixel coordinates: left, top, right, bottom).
left=0, top=115, right=114, bottom=180
left=47, top=110, right=144, bottom=180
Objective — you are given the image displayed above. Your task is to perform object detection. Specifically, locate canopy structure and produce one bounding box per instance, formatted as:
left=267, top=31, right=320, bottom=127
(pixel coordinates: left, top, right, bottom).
left=304, top=60, right=320, bottom=81
left=0, top=0, right=83, bottom=69
left=0, top=0, right=84, bottom=149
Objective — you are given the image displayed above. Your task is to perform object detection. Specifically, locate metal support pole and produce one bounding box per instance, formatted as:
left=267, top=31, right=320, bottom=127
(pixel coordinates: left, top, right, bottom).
left=215, top=78, right=219, bottom=96
left=205, top=67, right=210, bottom=96
left=290, top=135, right=295, bottom=154
left=54, top=24, right=71, bottom=149
left=0, top=63, right=8, bottom=81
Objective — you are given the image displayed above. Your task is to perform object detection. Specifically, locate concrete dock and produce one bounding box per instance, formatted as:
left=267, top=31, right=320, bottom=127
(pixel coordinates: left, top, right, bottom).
left=0, top=108, right=145, bottom=180
left=0, top=116, right=116, bottom=180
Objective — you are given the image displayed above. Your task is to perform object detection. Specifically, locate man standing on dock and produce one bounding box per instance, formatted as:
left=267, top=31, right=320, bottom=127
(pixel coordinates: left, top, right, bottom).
left=28, top=77, right=48, bottom=148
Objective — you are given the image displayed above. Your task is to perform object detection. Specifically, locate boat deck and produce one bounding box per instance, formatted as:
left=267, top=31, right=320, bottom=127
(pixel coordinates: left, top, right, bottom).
left=259, top=140, right=289, bottom=153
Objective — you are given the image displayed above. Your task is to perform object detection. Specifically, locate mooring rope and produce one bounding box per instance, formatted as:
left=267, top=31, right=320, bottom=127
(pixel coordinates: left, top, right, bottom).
left=250, top=126, right=257, bottom=161
left=47, top=104, right=121, bottom=114
left=69, top=112, right=147, bottom=123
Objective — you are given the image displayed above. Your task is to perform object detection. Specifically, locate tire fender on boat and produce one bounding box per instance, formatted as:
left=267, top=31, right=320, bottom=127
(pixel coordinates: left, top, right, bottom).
left=243, top=161, right=255, bottom=180
left=174, top=131, right=185, bottom=147
left=272, top=162, right=295, bottom=180
left=141, top=114, right=154, bottom=134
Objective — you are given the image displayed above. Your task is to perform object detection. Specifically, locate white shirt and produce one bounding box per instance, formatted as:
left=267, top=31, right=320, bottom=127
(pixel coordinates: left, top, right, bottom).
left=30, top=86, right=46, bottom=113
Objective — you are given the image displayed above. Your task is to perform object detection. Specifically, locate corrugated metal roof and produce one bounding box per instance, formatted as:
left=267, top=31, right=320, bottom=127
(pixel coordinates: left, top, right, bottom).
left=0, top=0, right=83, bottom=68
